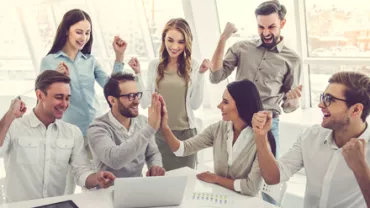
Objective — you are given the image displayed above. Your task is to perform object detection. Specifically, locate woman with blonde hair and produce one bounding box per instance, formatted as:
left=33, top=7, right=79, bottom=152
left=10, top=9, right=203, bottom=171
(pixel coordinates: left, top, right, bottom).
left=128, top=18, right=210, bottom=171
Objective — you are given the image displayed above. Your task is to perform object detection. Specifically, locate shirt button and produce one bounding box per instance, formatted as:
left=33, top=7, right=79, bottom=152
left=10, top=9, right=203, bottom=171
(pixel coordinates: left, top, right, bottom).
left=255, top=80, right=258, bottom=82
left=259, top=68, right=262, bottom=71
left=263, top=58, right=266, bottom=60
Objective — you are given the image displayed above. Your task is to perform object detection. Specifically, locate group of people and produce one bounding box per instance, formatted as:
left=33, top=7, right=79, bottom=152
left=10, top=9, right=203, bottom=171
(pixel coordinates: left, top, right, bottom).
left=0, top=1, right=369, bottom=208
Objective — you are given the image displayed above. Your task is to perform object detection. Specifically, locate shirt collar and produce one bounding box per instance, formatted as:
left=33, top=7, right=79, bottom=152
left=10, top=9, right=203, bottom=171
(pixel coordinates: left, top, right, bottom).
left=256, top=36, right=285, bottom=53
left=54, top=50, right=87, bottom=60
left=27, top=109, right=60, bottom=128
left=324, top=122, right=370, bottom=148
left=108, top=110, right=137, bottom=131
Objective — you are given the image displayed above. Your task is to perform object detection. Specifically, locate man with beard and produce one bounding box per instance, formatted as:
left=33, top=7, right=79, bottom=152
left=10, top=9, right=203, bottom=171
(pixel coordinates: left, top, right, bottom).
left=87, top=72, right=165, bottom=178
left=0, top=70, right=116, bottom=203
left=210, top=0, right=302, bottom=158
left=252, top=71, right=370, bottom=208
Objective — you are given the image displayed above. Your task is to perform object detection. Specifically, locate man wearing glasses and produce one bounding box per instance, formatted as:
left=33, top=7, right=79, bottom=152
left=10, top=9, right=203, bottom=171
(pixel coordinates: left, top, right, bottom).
left=252, top=71, right=370, bottom=208
left=87, top=72, right=165, bottom=178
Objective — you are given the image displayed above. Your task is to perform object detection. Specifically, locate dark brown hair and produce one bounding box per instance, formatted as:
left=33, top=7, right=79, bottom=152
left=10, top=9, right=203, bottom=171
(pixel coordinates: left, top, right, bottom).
left=48, top=9, right=93, bottom=55
left=329, top=71, right=370, bottom=122
left=35, top=70, right=71, bottom=95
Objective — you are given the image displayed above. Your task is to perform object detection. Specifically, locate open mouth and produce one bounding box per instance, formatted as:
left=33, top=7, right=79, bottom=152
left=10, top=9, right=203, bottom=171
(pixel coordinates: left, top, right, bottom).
left=322, top=111, right=331, bottom=119
left=263, top=36, right=273, bottom=43
left=169, top=49, right=179, bottom=54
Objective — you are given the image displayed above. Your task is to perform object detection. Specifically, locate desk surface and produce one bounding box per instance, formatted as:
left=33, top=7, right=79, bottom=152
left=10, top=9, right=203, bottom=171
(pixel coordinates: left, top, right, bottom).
left=1, top=167, right=277, bottom=208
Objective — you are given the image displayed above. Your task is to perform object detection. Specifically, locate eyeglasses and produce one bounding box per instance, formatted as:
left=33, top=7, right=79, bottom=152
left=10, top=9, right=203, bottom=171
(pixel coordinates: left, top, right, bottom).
left=117, top=92, right=143, bottom=101
left=320, top=93, right=348, bottom=107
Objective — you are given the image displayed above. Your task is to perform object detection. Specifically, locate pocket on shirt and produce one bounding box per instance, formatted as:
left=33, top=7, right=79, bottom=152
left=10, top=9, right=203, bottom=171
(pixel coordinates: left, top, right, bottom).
left=56, top=139, right=74, bottom=166
left=16, top=137, right=39, bottom=164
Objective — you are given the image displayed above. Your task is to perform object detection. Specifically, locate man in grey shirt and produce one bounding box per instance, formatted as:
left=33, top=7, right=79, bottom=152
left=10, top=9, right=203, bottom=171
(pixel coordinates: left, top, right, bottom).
left=210, top=1, right=302, bottom=157
left=87, top=72, right=165, bottom=177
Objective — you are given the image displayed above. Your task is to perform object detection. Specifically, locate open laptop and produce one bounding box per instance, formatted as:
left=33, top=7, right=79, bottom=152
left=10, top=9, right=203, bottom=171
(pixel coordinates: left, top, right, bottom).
left=114, top=175, right=188, bottom=208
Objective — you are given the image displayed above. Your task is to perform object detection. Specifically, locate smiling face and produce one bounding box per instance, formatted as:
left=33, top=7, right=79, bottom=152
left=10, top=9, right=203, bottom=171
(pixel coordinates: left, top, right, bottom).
left=164, top=29, right=186, bottom=59
left=318, top=83, right=353, bottom=130
left=256, top=12, right=285, bottom=49
left=65, top=19, right=91, bottom=51
left=37, top=82, right=71, bottom=120
left=217, top=89, right=239, bottom=122
left=112, top=81, right=140, bottom=118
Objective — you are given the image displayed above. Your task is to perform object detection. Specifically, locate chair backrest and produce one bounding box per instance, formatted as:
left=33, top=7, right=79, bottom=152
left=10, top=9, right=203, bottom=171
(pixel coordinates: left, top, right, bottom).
left=261, top=181, right=287, bottom=206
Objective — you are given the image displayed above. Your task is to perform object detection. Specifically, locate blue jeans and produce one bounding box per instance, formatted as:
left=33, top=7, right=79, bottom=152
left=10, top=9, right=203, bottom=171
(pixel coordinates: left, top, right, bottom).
left=271, top=118, right=280, bottom=158
left=262, top=118, right=280, bottom=206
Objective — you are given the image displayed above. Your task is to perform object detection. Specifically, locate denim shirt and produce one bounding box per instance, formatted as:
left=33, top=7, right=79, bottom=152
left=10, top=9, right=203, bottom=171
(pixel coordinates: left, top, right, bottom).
left=40, top=50, right=124, bottom=136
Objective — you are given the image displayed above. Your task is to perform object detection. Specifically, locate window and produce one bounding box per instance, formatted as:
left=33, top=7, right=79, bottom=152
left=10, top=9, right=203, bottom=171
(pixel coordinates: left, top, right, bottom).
left=305, top=0, right=370, bottom=57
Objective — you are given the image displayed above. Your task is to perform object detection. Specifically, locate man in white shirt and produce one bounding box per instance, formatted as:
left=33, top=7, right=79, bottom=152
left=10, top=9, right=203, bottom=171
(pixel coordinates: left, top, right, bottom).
left=252, top=71, right=370, bottom=208
left=0, top=70, right=116, bottom=203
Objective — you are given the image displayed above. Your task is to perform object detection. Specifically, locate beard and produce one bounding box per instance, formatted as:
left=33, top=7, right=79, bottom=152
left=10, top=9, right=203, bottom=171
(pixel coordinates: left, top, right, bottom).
left=260, top=33, right=279, bottom=49
left=321, top=115, right=350, bottom=130
left=118, top=102, right=138, bottom=118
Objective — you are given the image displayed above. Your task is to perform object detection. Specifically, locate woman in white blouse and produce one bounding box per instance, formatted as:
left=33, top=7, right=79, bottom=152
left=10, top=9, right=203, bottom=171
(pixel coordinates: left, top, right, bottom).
left=128, top=18, right=210, bottom=171
left=159, top=79, right=276, bottom=196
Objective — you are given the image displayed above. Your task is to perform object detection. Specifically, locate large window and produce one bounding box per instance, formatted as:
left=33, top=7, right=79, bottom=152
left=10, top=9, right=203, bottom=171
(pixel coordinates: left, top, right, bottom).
left=305, top=0, right=370, bottom=57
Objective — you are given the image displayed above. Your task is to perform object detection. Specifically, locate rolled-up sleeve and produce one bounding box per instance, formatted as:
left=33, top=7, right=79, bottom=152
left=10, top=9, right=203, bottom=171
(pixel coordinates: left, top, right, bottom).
left=70, top=128, right=94, bottom=187
left=209, top=42, right=239, bottom=84
left=239, top=156, right=262, bottom=196
left=87, top=123, right=156, bottom=170
left=277, top=133, right=304, bottom=182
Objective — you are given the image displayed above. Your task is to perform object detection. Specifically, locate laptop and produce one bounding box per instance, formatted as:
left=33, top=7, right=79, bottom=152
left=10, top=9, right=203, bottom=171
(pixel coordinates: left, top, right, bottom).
left=114, top=176, right=188, bottom=208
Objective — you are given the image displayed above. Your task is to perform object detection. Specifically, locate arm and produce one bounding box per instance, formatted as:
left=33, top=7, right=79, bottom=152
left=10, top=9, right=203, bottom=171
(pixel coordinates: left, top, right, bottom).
left=202, top=157, right=262, bottom=196
left=210, top=22, right=238, bottom=84
left=209, top=40, right=239, bottom=84
left=87, top=124, right=156, bottom=170
left=281, top=60, right=302, bottom=113
left=253, top=111, right=304, bottom=185
left=161, top=121, right=215, bottom=157
left=139, top=60, right=157, bottom=109
left=354, top=165, right=370, bottom=206
left=189, top=60, right=205, bottom=110
left=342, top=138, right=370, bottom=206
left=94, top=59, right=125, bottom=88
left=145, top=134, right=162, bottom=169
left=0, top=99, right=26, bottom=155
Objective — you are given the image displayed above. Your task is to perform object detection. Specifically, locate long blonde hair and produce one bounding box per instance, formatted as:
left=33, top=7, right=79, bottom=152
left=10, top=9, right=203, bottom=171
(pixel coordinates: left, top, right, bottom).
left=156, top=18, right=193, bottom=87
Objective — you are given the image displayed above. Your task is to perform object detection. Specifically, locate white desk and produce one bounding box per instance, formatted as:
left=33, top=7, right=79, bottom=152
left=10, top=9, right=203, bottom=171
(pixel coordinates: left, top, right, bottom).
left=0, top=167, right=277, bottom=208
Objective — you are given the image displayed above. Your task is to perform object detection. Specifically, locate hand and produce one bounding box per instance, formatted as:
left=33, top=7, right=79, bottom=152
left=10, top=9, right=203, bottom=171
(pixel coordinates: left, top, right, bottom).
left=199, top=59, right=212, bottom=73
left=8, top=98, right=27, bottom=118
left=252, top=111, right=273, bottom=138
left=148, top=93, right=162, bottom=130
left=220, top=22, right=237, bottom=41
left=196, top=171, right=219, bottom=184
left=158, top=95, right=169, bottom=129
left=95, top=171, right=116, bottom=189
left=286, top=85, right=302, bottom=101
left=342, top=138, right=368, bottom=172
left=128, top=57, right=141, bottom=74
left=146, top=166, right=166, bottom=176
left=56, top=62, right=69, bottom=76
left=112, top=36, right=127, bottom=58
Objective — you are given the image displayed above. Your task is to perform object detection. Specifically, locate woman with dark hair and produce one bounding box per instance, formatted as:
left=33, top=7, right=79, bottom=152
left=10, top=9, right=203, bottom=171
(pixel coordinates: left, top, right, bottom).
left=128, top=18, right=211, bottom=171
left=159, top=79, right=276, bottom=196
left=40, top=9, right=127, bottom=140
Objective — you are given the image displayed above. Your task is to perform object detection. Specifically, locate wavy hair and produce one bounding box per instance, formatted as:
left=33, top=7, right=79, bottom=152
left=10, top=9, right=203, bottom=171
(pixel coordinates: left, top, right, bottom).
left=156, top=18, right=193, bottom=87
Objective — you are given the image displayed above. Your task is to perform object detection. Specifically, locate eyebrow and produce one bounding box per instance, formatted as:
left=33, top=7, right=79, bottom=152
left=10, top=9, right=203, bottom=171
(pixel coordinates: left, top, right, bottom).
left=167, top=37, right=184, bottom=41
left=55, top=94, right=71, bottom=97
left=258, top=24, right=276, bottom=28
left=75, top=29, right=91, bottom=32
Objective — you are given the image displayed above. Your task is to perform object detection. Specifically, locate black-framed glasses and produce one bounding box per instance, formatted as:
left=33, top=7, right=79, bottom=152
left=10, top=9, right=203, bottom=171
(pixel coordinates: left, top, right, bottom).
left=320, top=93, right=348, bottom=107
left=117, top=92, right=143, bottom=101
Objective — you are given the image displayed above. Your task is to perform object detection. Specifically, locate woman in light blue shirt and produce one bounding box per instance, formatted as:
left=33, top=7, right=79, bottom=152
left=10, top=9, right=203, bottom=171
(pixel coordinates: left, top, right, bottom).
left=40, top=9, right=127, bottom=139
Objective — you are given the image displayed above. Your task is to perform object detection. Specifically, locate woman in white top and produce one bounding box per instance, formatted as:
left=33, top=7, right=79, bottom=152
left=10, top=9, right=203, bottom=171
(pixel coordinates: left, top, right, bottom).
left=159, top=79, right=277, bottom=196
left=128, top=18, right=210, bottom=171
